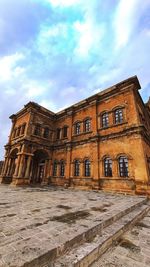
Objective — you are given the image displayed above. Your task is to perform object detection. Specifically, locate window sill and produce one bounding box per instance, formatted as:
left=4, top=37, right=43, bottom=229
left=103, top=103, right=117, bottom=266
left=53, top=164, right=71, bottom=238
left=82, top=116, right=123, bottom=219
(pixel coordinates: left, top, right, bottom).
left=99, top=121, right=127, bottom=131
left=73, top=131, right=93, bottom=137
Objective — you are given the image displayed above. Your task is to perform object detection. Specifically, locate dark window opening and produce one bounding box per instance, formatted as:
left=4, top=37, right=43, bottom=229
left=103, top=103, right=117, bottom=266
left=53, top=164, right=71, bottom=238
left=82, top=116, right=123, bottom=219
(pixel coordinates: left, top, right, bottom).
left=75, top=122, right=81, bottom=135
left=119, top=156, right=129, bottom=177
left=104, top=157, right=112, bottom=177
left=56, top=128, right=61, bottom=139
left=63, top=126, right=68, bottom=138
left=114, top=109, right=123, bottom=124
left=102, top=113, right=109, bottom=128
left=85, top=159, right=91, bottom=177
left=21, top=124, right=26, bottom=135
left=74, top=160, right=80, bottom=176
left=60, top=161, right=65, bottom=176
left=43, top=127, right=49, bottom=138
left=84, top=119, right=91, bottom=132
left=53, top=161, right=57, bottom=176
left=34, top=125, right=41, bottom=136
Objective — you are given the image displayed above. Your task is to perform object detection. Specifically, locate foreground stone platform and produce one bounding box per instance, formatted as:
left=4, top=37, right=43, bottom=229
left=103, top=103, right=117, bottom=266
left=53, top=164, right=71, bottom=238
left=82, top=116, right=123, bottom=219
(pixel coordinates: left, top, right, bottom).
left=0, top=185, right=149, bottom=267
left=92, top=211, right=150, bottom=267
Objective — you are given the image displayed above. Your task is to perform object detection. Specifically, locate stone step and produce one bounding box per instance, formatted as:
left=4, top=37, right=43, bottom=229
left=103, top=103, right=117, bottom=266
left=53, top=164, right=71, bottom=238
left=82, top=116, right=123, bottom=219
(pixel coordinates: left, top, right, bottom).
left=53, top=202, right=150, bottom=267
left=2, top=197, right=147, bottom=267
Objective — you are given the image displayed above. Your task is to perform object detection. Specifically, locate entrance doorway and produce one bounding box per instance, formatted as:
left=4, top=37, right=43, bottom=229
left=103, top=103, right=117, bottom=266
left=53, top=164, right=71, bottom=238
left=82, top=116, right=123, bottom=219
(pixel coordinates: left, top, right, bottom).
left=31, top=150, right=48, bottom=184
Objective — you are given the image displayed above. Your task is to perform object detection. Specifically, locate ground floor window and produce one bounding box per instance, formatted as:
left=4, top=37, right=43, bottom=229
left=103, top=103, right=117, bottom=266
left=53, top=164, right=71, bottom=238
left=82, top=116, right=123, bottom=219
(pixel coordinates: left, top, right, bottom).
left=85, top=159, right=91, bottom=177
left=74, top=160, right=80, bottom=176
left=60, top=161, right=65, bottom=176
left=119, top=156, right=129, bottom=177
left=104, top=157, right=112, bottom=177
left=53, top=161, right=57, bottom=176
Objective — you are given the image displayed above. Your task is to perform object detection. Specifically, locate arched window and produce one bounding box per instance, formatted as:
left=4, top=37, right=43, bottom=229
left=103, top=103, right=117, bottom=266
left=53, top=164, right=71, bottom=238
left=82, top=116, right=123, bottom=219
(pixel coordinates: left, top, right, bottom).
left=60, top=161, right=65, bottom=176
left=119, top=156, right=129, bottom=177
left=74, top=122, right=81, bottom=135
left=34, top=124, right=41, bottom=136
left=85, top=159, right=91, bottom=177
left=74, top=160, right=80, bottom=176
left=84, top=119, right=91, bottom=132
left=101, top=112, right=109, bottom=128
left=43, top=127, right=49, bottom=138
left=104, top=157, right=112, bottom=177
left=114, top=109, right=123, bottom=124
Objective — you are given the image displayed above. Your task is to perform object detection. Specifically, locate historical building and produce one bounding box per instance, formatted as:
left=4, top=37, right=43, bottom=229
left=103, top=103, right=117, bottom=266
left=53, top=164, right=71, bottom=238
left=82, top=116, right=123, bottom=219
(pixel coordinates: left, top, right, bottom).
left=0, top=76, right=150, bottom=194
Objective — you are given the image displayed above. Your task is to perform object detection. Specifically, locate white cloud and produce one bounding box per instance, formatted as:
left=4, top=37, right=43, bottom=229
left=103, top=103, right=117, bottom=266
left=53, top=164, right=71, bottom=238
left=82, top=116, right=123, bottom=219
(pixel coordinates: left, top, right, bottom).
left=39, top=99, right=57, bottom=111
left=24, top=81, right=48, bottom=98
left=45, top=0, right=81, bottom=8
left=74, top=19, right=105, bottom=58
left=0, top=53, right=25, bottom=81
left=114, top=0, right=141, bottom=50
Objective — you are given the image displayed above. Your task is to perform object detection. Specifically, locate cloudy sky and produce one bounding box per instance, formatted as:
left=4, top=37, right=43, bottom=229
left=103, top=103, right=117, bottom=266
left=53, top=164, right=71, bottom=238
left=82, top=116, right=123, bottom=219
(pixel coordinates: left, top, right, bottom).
left=0, top=0, right=150, bottom=158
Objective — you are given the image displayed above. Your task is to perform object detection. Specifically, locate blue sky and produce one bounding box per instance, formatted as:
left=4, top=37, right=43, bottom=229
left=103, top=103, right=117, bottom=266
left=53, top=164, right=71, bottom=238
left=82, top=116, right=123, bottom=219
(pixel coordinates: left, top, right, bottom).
left=0, top=0, right=150, bottom=158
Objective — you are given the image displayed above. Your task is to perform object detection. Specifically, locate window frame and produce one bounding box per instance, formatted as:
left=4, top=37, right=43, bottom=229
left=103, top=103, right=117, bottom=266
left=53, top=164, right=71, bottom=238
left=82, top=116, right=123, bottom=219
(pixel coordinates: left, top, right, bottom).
left=101, top=112, right=109, bottom=128
left=84, top=159, right=91, bottom=177
left=104, top=157, right=112, bottom=177
left=114, top=108, right=123, bottom=124
left=60, top=160, right=65, bottom=176
left=34, top=124, right=41, bottom=136
left=84, top=118, right=91, bottom=132
left=74, top=160, right=80, bottom=176
left=74, top=122, right=81, bottom=135
left=56, top=128, right=61, bottom=140
left=53, top=161, right=57, bottom=176
left=63, top=126, right=68, bottom=138
left=118, top=156, right=129, bottom=177
left=43, top=127, right=50, bottom=139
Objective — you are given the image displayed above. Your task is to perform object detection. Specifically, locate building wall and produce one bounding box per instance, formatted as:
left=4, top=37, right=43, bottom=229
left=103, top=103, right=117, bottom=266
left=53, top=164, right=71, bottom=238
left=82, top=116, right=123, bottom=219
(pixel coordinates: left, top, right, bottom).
left=1, top=76, right=150, bottom=195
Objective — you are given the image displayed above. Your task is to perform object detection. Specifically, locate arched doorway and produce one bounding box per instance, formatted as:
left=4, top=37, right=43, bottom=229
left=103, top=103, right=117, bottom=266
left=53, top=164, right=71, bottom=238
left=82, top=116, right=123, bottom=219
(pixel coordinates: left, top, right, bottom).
left=31, top=150, right=49, bottom=184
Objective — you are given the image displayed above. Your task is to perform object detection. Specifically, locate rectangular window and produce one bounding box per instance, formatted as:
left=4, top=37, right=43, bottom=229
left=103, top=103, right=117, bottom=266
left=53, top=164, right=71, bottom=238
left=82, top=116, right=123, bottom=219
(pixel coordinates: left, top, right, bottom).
left=56, top=128, right=61, bottom=139
left=53, top=162, right=57, bottom=176
left=63, top=126, right=68, bottom=138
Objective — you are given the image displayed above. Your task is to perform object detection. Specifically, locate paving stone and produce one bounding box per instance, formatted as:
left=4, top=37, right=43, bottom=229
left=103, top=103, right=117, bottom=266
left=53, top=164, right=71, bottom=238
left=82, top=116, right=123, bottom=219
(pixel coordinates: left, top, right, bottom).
left=0, top=184, right=148, bottom=267
left=92, top=210, right=150, bottom=267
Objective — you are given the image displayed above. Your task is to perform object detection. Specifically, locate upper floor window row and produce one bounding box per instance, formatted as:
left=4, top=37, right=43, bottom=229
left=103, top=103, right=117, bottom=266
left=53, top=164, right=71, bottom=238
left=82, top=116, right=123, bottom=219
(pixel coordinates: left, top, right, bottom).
left=101, top=108, right=124, bottom=128
left=74, top=118, right=91, bottom=135
left=13, top=123, right=26, bottom=139
left=34, top=125, right=52, bottom=139
left=56, top=126, right=68, bottom=140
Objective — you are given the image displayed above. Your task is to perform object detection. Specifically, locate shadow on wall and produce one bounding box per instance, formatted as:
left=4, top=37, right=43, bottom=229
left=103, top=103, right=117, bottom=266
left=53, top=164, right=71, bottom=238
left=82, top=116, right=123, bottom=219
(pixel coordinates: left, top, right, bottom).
left=0, top=161, right=4, bottom=175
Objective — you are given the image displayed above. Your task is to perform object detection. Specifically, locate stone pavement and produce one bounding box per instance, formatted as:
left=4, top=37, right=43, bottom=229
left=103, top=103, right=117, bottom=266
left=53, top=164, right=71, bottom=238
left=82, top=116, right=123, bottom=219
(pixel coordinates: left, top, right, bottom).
left=0, top=185, right=148, bottom=267
left=92, top=211, right=150, bottom=267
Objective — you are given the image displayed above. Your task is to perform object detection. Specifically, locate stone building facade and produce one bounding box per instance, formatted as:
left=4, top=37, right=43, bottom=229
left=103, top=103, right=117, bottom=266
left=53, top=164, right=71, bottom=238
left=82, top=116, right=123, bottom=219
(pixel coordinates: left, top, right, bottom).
left=0, top=76, right=150, bottom=195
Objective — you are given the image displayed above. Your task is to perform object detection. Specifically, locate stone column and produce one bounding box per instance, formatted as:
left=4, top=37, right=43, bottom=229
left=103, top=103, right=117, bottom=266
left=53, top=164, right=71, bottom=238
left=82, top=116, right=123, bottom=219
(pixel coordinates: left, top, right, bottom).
left=6, top=158, right=12, bottom=176
left=25, top=155, right=32, bottom=178
left=13, top=154, right=21, bottom=177
left=17, top=154, right=25, bottom=178
left=42, top=159, right=49, bottom=185
left=65, top=144, right=72, bottom=187
left=113, top=159, right=119, bottom=178
left=2, top=157, right=9, bottom=176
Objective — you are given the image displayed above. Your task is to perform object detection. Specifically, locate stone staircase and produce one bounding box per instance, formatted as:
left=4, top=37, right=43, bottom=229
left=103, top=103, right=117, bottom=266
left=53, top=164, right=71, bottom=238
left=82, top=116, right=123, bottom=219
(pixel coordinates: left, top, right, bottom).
left=50, top=198, right=150, bottom=267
